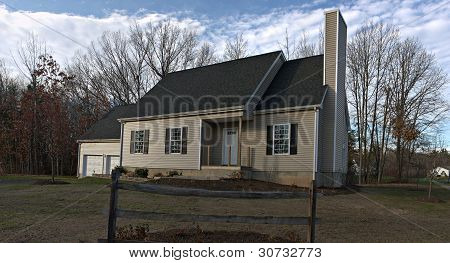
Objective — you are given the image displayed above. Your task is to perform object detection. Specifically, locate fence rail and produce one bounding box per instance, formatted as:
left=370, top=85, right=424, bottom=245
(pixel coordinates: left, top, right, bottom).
left=116, top=209, right=314, bottom=225
left=118, top=182, right=313, bottom=199
left=106, top=169, right=318, bottom=243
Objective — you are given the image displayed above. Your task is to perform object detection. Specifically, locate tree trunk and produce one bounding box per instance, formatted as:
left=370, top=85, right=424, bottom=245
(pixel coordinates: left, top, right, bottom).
left=396, top=137, right=403, bottom=181
left=51, top=157, right=54, bottom=183
left=428, top=177, right=432, bottom=200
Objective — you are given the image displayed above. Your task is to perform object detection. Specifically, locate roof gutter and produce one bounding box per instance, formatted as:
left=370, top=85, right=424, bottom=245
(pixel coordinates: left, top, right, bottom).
left=255, top=104, right=321, bottom=115
left=255, top=85, right=328, bottom=115
left=76, top=139, right=120, bottom=143
left=118, top=106, right=244, bottom=123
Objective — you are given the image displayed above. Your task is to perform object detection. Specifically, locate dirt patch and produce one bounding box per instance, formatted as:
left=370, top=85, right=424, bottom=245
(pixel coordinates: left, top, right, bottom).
left=2, top=175, right=449, bottom=242
left=145, top=178, right=351, bottom=196
left=357, top=183, right=427, bottom=189
left=116, top=225, right=302, bottom=243
left=32, top=179, right=71, bottom=185
left=416, top=197, right=445, bottom=203
left=147, top=178, right=303, bottom=191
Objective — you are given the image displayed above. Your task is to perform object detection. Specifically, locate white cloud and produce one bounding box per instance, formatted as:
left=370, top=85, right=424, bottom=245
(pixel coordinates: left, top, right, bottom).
left=1, top=1, right=449, bottom=71
left=0, top=0, right=449, bottom=142
left=0, top=5, right=204, bottom=75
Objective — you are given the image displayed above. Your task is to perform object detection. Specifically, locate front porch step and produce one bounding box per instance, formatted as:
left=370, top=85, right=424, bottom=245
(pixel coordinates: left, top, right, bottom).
left=200, top=165, right=241, bottom=170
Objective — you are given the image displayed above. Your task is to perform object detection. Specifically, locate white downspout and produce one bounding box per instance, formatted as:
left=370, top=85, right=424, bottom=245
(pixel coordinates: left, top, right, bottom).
left=198, top=119, right=202, bottom=170
left=76, top=143, right=81, bottom=178
left=119, top=122, right=124, bottom=167
left=313, top=108, right=319, bottom=180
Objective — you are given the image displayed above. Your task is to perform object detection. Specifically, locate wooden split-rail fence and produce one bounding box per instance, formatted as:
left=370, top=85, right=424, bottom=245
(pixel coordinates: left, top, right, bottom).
left=106, top=169, right=318, bottom=242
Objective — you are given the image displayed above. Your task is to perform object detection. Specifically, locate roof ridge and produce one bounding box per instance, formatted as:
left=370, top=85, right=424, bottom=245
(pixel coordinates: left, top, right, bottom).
left=166, top=50, right=283, bottom=75
left=285, top=54, right=323, bottom=63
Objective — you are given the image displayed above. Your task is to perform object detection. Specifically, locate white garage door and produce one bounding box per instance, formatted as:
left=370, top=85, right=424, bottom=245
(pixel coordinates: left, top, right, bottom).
left=105, top=156, right=120, bottom=175
left=83, top=155, right=103, bottom=177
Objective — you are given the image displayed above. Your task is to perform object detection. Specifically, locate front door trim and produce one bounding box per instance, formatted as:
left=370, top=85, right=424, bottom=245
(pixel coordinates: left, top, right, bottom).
left=222, top=127, right=238, bottom=165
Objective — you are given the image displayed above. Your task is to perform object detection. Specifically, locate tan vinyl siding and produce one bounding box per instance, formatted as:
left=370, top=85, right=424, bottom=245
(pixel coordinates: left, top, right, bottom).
left=122, top=111, right=243, bottom=170
left=317, top=109, right=325, bottom=173
left=321, top=10, right=338, bottom=173
left=78, top=142, right=120, bottom=176
left=122, top=117, right=200, bottom=170
left=335, top=13, right=348, bottom=173
left=241, top=110, right=315, bottom=173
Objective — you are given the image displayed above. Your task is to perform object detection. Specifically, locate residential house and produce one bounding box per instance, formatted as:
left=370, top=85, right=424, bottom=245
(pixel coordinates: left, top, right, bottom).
left=77, top=10, right=349, bottom=187
left=432, top=167, right=450, bottom=177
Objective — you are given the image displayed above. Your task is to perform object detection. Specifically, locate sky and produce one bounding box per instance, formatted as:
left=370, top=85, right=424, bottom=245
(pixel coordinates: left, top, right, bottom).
left=0, top=0, right=449, bottom=144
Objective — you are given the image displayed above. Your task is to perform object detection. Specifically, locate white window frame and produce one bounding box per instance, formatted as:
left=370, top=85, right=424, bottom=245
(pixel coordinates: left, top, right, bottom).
left=273, top=123, right=290, bottom=155
left=133, top=130, right=145, bottom=154
left=169, top=127, right=183, bottom=154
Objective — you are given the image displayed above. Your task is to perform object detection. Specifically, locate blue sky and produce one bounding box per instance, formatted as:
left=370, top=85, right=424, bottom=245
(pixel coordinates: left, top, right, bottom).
left=2, top=0, right=332, bottom=17
left=0, top=0, right=449, bottom=145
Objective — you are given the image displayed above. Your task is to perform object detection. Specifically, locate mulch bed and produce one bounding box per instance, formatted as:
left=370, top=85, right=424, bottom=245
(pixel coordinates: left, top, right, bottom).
left=115, top=225, right=303, bottom=243
left=147, top=178, right=306, bottom=192
left=145, top=177, right=351, bottom=196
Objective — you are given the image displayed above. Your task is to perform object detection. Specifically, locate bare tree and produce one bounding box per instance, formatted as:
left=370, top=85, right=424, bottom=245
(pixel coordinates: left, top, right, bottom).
left=223, top=33, right=248, bottom=60
left=0, top=59, right=20, bottom=174
left=12, top=33, right=49, bottom=174
left=87, top=30, right=151, bottom=104
left=66, top=51, right=111, bottom=114
left=279, top=28, right=323, bottom=60
left=296, top=31, right=320, bottom=58
left=389, top=38, right=448, bottom=181
left=131, top=20, right=198, bottom=79
left=347, top=22, right=399, bottom=183
left=195, top=42, right=217, bottom=67
left=13, top=32, right=48, bottom=88
left=279, top=29, right=296, bottom=60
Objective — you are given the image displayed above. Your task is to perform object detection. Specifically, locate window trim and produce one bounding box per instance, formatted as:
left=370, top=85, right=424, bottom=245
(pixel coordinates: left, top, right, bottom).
left=273, top=123, right=290, bottom=155
left=132, top=130, right=145, bottom=154
left=169, top=127, right=183, bottom=154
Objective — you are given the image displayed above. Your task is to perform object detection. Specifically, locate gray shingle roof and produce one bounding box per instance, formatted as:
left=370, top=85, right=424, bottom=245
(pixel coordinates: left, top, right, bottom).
left=256, top=55, right=326, bottom=110
left=136, top=51, right=283, bottom=117
left=79, top=52, right=327, bottom=140
left=78, top=104, right=137, bottom=141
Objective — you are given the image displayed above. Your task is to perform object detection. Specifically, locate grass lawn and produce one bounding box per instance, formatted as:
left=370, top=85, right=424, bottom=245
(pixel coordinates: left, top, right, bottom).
left=0, top=175, right=449, bottom=242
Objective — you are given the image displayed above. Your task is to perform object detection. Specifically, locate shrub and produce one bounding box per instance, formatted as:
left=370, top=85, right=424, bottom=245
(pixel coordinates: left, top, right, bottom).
left=135, top=168, right=149, bottom=178
left=230, top=171, right=244, bottom=180
left=114, top=166, right=127, bottom=174
left=166, top=170, right=180, bottom=177
left=153, top=172, right=163, bottom=178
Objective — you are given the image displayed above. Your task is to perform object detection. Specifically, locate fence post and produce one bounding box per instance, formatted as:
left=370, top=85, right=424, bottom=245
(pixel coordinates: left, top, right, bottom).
left=307, top=179, right=317, bottom=243
left=228, top=146, right=231, bottom=166
left=107, top=169, right=120, bottom=242
left=207, top=145, right=210, bottom=166
left=248, top=146, right=251, bottom=167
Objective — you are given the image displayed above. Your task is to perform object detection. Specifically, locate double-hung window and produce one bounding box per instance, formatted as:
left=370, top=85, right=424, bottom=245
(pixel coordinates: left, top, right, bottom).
left=130, top=130, right=149, bottom=154
left=273, top=124, right=290, bottom=155
left=170, top=128, right=182, bottom=154
left=165, top=127, right=188, bottom=155
left=133, top=130, right=145, bottom=153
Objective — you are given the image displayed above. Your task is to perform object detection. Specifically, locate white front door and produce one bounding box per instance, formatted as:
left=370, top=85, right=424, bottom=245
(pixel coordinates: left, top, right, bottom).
left=222, top=128, right=238, bottom=165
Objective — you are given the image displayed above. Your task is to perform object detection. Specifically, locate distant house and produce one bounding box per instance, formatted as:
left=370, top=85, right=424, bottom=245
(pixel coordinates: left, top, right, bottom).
left=432, top=167, right=450, bottom=177
left=76, top=10, right=350, bottom=187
